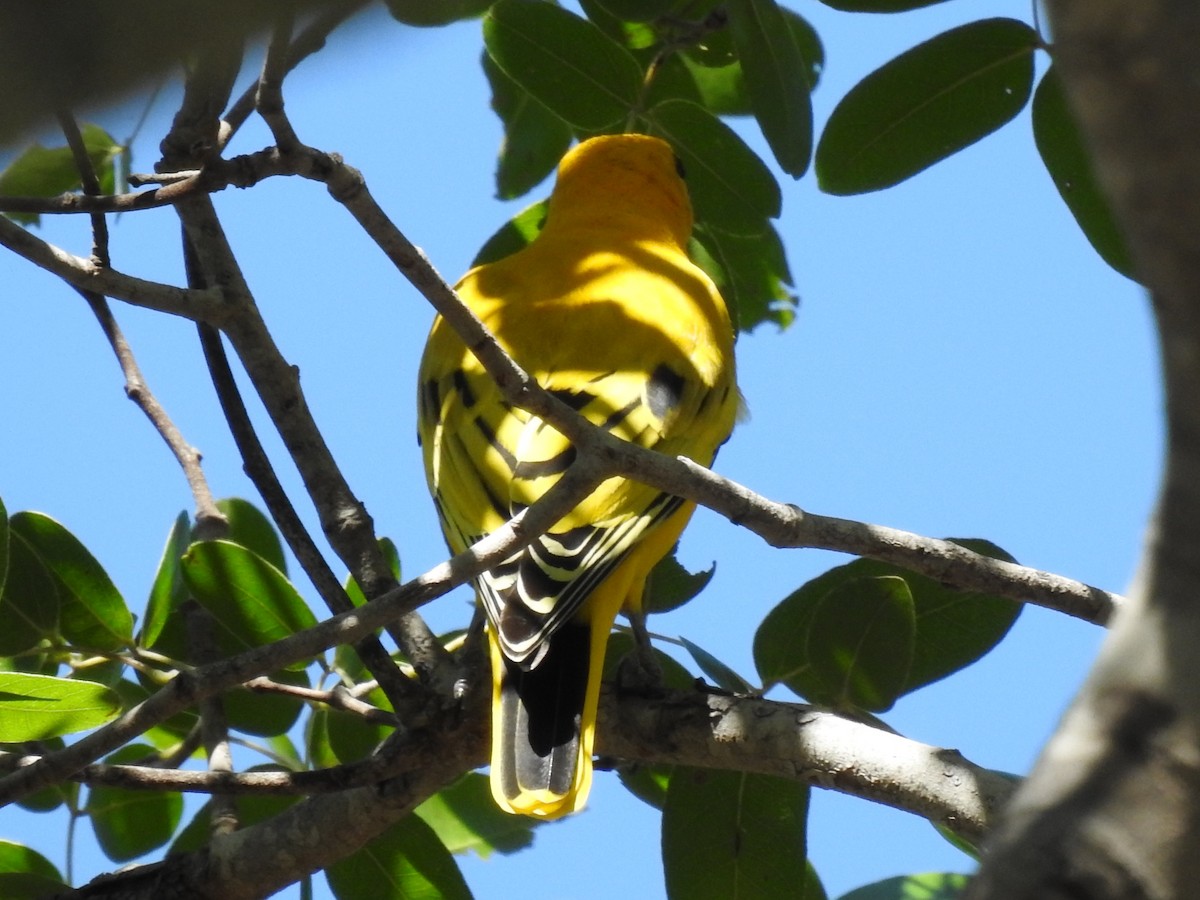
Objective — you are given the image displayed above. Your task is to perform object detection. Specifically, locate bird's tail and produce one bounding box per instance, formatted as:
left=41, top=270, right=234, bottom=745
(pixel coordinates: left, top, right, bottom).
left=488, top=621, right=600, bottom=819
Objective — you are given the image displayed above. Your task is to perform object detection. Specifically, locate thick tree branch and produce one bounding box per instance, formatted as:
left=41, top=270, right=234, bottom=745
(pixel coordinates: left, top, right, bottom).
left=10, top=686, right=1011, bottom=851
left=600, top=689, right=1014, bottom=848
left=61, top=682, right=1012, bottom=898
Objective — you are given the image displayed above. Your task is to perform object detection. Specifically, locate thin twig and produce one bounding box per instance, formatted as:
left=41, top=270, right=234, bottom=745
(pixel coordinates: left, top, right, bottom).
left=0, top=144, right=329, bottom=216
left=222, top=0, right=372, bottom=142
left=0, top=156, right=262, bottom=215
left=0, top=749, right=395, bottom=796
left=54, top=108, right=110, bottom=267
left=54, top=109, right=225, bottom=529
left=0, top=213, right=222, bottom=320
left=129, top=169, right=201, bottom=187
left=82, top=291, right=225, bottom=524
left=244, top=676, right=398, bottom=725
left=156, top=724, right=206, bottom=770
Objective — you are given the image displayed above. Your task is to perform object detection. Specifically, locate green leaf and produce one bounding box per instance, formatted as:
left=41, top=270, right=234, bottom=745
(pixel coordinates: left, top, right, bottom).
left=0, top=533, right=58, bottom=655
left=663, top=769, right=815, bottom=900
left=678, top=58, right=750, bottom=115
left=617, top=761, right=672, bottom=809
left=472, top=199, right=549, bottom=267
left=781, top=7, right=824, bottom=91
left=307, top=707, right=339, bottom=770
left=344, top=537, right=402, bottom=607
left=0, top=873, right=72, bottom=900
left=326, top=813, right=472, bottom=900
left=484, top=0, right=643, bottom=131
left=754, top=540, right=1021, bottom=701
left=933, top=821, right=980, bottom=861
left=679, top=636, right=756, bottom=694
left=682, top=8, right=822, bottom=115
left=416, top=772, right=536, bottom=858
left=641, top=51, right=705, bottom=110
left=816, top=18, right=1038, bottom=195
left=141, top=510, right=191, bottom=650
left=483, top=53, right=573, bottom=201
left=0, top=839, right=63, bottom=881
left=646, top=99, right=781, bottom=235
left=817, top=0, right=953, bottom=10
left=578, top=0, right=659, bottom=50
left=838, top=872, right=970, bottom=900
left=644, top=552, right=714, bottom=614
left=217, top=497, right=287, bottom=573
left=1032, top=66, right=1135, bottom=280
left=223, top=667, right=310, bottom=737
left=0, top=124, right=123, bottom=226
left=9, top=511, right=132, bottom=651
left=591, top=0, right=676, bottom=22
left=727, top=0, right=813, bottom=177
left=693, top=222, right=797, bottom=332
left=16, top=774, right=76, bottom=814
left=807, top=865, right=830, bottom=900
left=901, top=539, right=1021, bottom=692
left=2, top=736, right=69, bottom=810
left=181, top=540, right=318, bottom=668
left=326, top=685, right=391, bottom=763
left=802, top=575, right=915, bottom=712
left=384, top=0, right=491, bottom=26
left=681, top=18, right=738, bottom=68
left=88, top=744, right=183, bottom=861
left=0, top=672, right=120, bottom=742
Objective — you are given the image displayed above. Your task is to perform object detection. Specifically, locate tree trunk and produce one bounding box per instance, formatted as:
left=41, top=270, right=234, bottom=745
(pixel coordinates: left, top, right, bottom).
left=968, top=3, right=1200, bottom=897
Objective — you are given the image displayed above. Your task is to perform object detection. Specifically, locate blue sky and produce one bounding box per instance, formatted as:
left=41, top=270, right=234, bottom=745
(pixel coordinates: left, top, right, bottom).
left=0, top=1, right=1157, bottom=897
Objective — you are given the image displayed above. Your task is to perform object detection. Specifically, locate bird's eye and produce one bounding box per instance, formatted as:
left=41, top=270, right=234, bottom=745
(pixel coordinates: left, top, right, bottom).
left=673, top=154, right=687, bottom=180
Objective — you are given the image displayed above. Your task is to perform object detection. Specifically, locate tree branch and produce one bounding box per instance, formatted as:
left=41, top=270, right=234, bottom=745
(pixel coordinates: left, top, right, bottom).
left=600, top=689, right=1014, bottom=848
left=179, top=189, right=450, bottom=686
left=194, top=320, right=419, bottom=712
left=0, top=463, right=601, bottom=807
left=60, top=683, right=1013, bottom=898
left=55, top=110, right=226, bottom=532
left=222, top=0, right=372, bottom=142
left=311, top=151, right=1121, bottom=625
left=0, top=146, right=327, bottom=216
left=0, top=214, right=223, bottom=321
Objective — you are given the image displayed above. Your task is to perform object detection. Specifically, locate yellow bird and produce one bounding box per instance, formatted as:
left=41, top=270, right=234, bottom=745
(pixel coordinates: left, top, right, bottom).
left=418, top=134, right=737, bottom=818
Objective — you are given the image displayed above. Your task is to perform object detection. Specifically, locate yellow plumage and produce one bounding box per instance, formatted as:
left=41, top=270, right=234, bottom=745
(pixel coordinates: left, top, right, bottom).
left=417, top=134, right=737, bottom=818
